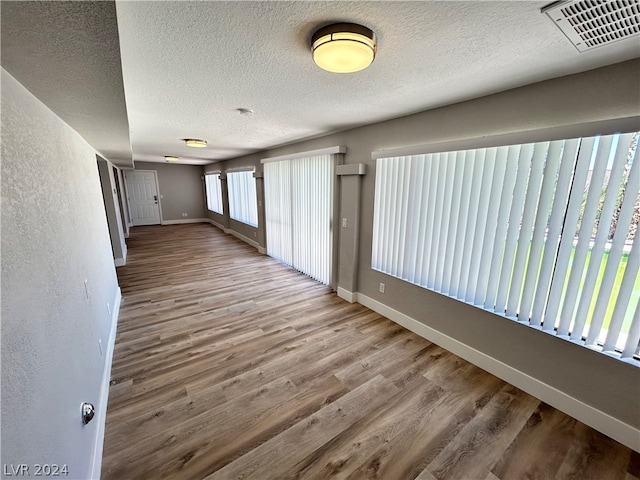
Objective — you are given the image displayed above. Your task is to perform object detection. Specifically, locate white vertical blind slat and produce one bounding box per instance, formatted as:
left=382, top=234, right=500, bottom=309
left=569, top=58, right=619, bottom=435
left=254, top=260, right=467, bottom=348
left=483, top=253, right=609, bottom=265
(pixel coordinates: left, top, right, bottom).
left=435, top=152, right=457, bottom=292
left=371, top=158, right=385, bottom=271
left=622, top=299, right=640, bottom=358
left=506, top=142, right=549, bottom=319
left=442, top=151, right=466, bottom=294
left=496, top=143, right=534, bottom=314
left=467, top=148, right=496, bottom=302
left=450, top=151, right=475, bottom=297
left=420, top=155, right=437, bottom=286
left=603, top=239, right=639, bottom=352
left=530, top=139, right=579, bottom=327
left=429, top=153, right=447, bottom=290
left=403, top=157, right=422, bottom=282
left=585, top=149, right=640, bottom=345
left=484, top=145, right=520, bottom=310
left=571, top=133, right=633, bottom=341
left=557, top=135, right=613, bottom=336
left=385, top=158, right=399, bottom=274
left=398, top=157, right=411, bottom=278
left=519, top=140, right=565, bottom=324
left=458, top=149, right=483, bottom=299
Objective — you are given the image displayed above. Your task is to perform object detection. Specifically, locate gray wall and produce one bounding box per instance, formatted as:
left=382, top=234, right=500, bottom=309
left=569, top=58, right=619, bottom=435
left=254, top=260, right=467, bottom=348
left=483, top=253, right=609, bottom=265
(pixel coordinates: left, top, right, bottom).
left=210, top=59, right=640, bottom=430
left=1, top=69, right=120, bottom=478
left=133, top=162, right=206, bottom=222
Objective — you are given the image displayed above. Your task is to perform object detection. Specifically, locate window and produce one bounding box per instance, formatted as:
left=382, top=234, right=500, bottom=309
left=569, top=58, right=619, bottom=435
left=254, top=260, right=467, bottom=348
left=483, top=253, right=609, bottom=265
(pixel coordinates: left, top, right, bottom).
left=262, top=147, right=341, bottom=285
left=227, top=170, right=258, bottom=227
left=372, top=132, right=639, bottom=361
left=205, top=173, right=223, bottom=214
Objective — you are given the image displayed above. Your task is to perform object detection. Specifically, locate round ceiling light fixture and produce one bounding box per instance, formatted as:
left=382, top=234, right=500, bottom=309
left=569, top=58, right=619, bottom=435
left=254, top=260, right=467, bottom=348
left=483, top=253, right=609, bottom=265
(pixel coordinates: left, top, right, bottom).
left=184, top=138, right=207, bottom=148
left=311, top=23, right=376, bottom=73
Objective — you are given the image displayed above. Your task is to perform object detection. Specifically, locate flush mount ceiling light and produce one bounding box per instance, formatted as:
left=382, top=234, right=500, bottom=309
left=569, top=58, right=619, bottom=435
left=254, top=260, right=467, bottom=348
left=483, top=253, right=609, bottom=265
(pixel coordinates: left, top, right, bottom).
left=165, top=156, right=179, bottom=162
left=311, top=23, right=376, bottom=73
left=184, top=138, right=207, bottom=148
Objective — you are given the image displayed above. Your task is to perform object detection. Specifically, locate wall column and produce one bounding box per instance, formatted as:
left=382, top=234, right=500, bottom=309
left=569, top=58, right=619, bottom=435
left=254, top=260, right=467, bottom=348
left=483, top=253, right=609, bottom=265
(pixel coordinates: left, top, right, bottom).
left=336, top=163, right=367, bottom=302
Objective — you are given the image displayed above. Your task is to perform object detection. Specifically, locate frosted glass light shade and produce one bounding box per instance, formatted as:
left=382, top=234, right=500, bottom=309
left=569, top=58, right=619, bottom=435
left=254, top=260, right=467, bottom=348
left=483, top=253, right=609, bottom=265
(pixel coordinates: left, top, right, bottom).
left=184, top=138, right=207, bottom=148
left=312, top=23, right=376, bottom=73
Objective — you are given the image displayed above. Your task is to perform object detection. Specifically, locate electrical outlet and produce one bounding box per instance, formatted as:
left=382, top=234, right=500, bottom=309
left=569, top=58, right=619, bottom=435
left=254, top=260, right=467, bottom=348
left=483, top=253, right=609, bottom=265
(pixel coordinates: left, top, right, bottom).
left=182, top=212, right=188, bottom=217
left=379, top=283, right=385, bottom=294
left=342, top=218, right=348, bottom=228
left=254, top=232, right=257, bottom=237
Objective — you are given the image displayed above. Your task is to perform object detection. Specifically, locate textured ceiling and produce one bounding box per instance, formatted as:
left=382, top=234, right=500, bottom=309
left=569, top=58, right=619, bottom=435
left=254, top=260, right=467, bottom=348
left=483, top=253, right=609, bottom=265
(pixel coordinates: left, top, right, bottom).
left=1, top=1, right=132, bottom=167
left=2, top=1, right=640, bottom=167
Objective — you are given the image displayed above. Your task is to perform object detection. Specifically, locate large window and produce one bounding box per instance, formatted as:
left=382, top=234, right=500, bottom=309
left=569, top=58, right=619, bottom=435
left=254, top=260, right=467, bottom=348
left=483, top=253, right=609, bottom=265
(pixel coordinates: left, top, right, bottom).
left=262, top=147, right=340, bottom=285
left=204, top=173, right=223, bottom=214
left=227, top=170, right=258, bottom=227
left=372, top=132, right=639, bottom=361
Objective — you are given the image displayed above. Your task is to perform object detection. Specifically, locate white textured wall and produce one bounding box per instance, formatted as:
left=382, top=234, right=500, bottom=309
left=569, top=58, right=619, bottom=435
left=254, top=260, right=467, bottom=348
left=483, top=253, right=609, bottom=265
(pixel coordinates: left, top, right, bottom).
left=1, top=69, right=120, bottom=479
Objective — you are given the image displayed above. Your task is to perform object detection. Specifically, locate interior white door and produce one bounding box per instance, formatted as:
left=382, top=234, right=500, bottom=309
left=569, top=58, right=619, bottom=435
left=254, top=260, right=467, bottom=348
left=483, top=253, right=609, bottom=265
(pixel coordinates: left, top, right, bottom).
left=125, top=170, right=161, bottom=226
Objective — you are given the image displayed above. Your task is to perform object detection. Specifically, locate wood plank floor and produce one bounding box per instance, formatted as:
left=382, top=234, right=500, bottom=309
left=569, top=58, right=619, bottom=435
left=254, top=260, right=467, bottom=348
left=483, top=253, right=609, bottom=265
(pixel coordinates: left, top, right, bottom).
left=101, top=223, right=638, bottom=480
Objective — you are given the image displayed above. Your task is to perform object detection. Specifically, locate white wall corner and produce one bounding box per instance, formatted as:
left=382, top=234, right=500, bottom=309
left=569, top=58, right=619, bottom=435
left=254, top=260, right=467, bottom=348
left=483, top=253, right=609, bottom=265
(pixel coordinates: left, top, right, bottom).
left=354, top=292, right=640, bottom=452
left=90, top=287, right=121, bottom=480
left=337, top=287, right=356, bottom=303
left=113, top=244, right=127, bottom=267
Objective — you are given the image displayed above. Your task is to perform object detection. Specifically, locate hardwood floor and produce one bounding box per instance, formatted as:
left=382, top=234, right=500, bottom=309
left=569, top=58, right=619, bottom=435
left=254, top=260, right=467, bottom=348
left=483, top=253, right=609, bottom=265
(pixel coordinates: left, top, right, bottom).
left=101, top=223, right=638, bottom=480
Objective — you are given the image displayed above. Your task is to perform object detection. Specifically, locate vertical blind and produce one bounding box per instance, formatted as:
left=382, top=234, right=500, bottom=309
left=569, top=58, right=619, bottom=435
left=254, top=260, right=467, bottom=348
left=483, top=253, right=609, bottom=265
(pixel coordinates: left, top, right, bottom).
left=372, top=132, right=640, bottom=361
left=204, top=173, right=223, bottom=214
left=263, top=153, right=333, bottom=285
left=227, top=170, right=258, bottom=227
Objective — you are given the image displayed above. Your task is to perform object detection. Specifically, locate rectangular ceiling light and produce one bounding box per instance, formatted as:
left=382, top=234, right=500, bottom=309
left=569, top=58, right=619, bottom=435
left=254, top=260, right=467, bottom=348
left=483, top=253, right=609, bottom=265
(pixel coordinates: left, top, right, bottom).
left=543, top=0, right=640, bottom=52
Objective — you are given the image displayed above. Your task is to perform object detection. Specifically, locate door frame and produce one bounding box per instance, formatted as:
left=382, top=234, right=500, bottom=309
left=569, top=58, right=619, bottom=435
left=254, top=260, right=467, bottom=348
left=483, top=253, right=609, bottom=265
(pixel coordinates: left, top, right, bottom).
left=124, top=169, right=163, bottom=226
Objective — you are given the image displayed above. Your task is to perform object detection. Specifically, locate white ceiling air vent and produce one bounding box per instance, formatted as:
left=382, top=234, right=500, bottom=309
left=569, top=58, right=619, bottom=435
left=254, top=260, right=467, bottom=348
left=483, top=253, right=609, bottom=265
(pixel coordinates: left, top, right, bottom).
left=543, top=0, right=640, bottom=52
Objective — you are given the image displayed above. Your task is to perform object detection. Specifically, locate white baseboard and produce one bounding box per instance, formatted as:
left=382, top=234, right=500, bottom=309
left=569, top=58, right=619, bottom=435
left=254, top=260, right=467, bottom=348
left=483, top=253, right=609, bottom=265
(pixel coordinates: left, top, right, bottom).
left=337, top=287, right=356, bottom=303
left=223, top=227, right=261, bottom=251
left=207, top=218, right=225, bottom=231
left=206, top=219, right=264, bottom=253
left=161, top=218, right=209, bottom=225
left=353, top=292, right=640, bottom=452
left=90, top=287, right=121, bottom=479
